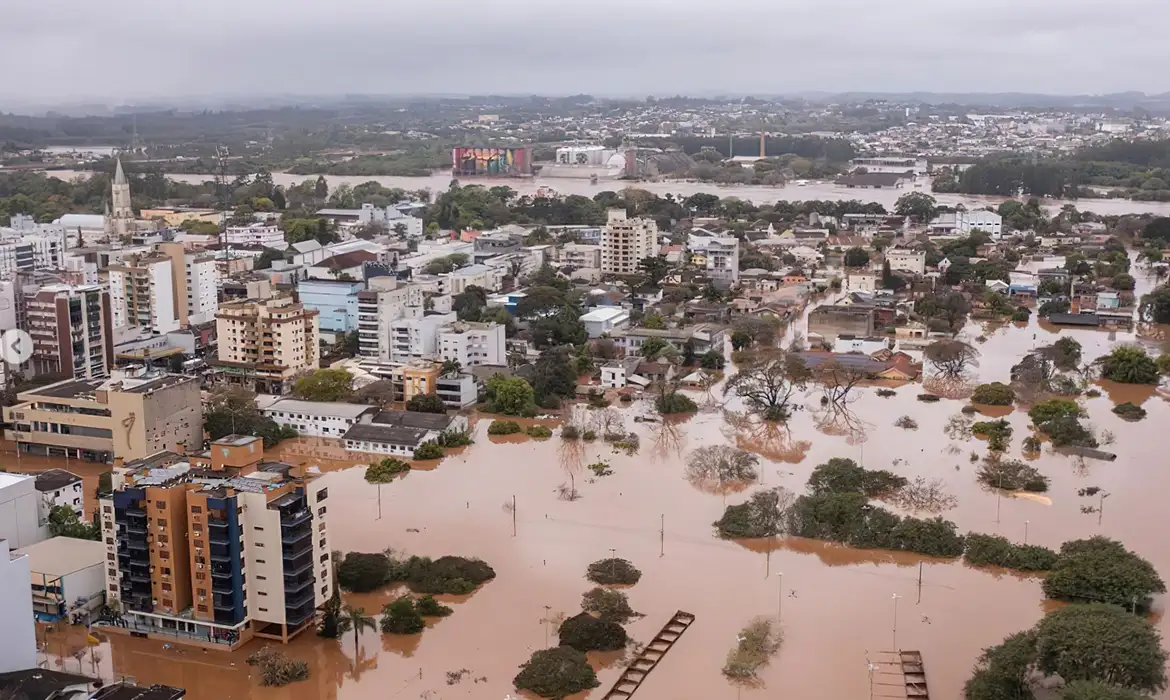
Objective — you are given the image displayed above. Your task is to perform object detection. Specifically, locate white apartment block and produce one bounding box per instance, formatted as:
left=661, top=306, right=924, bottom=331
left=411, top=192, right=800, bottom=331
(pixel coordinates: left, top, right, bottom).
left=33, top=469, right=84, bottom=522
left=885, top=249, right=927, bottom=276
left=357, top=280, right=425, bottom=361
left=448, top=264, right=505, bottom=295
left=390, top=312, right=456, bottom=363
left=601, top=209, right=659, bottom=275
left=557, top=243, right=602, bottom=270
left=263, top=399, right=376, bottom=438
left=224, top=224, right=287, bottom=248
left=437, top=321, right=506, bottom=368
left=689, top=235, right=740, bottom=284
left=0, top=473, right=48, bottom=550
left=107, top=255, right=180, bottom=334
left=184, top=253, right=218, bottom=325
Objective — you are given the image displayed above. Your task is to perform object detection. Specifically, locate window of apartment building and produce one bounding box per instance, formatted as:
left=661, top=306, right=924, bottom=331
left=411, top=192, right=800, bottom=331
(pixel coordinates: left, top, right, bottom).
left=103, top=505, right=112, bottom=514
left=161, top=583, right=171, bottom=592
left=158, top=535, right=169, bottom=544
left=319, top=538, right=326, bottom=548
left=320, top=553, right=329, bottom=563
left=256, top=575, right=266, bottom=581
left=197, top=605, right=208, bottom=613
left=258, top=607, right=268, bottom=613
left=256, top=559, right=265, bottom=564
left=162, top=598, right=172, bottom=608
left=197, top=588, right=206, bottom=597
left=321, top=586, right=328, bottom=597
left=107, top=567, right=116, bottom=578
left=317, top=506, right=326, bottom=516
left=157, top=518, right=167, bottom=527
left=255, top=542, right=263, bottom=547
left=316, top=488, right=328, bottom=501
left=107, top=553, right=115, bottom=561
left=191, top=506, right=202, bottom=513
left=156, top=502, right=166, bottom=510
left=160, top=551, right=170, bottom=560
left=109, top=584, right=117, bottom=593
left=195, top=572, right=205, bottom=581
left=254, top=526, right=263, bottom=532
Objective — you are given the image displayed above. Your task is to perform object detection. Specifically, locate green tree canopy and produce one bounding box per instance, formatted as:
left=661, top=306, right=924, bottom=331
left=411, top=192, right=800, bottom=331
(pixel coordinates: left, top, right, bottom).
left=1034, top=604, right=1167, bottom=693
left=292, top=368, right=355, bottom=402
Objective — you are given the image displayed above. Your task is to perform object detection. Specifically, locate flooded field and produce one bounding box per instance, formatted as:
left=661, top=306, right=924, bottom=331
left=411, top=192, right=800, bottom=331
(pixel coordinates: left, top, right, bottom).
left=28, top=269, right=1170, bottom=700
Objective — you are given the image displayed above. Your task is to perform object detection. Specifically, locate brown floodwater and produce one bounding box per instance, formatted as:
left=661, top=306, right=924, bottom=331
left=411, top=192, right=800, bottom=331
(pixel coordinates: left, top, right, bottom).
left=28, top=263, right=1170, bottom=700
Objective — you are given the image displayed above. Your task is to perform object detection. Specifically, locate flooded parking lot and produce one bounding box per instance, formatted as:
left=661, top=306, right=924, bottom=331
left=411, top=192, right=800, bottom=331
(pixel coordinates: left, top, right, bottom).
left=27, top=270, right=1170, bottom=700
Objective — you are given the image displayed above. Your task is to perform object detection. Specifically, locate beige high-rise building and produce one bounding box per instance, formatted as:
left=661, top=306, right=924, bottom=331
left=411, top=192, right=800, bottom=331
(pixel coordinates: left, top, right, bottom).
left=600, top=208, right=659, bottom=275
left=214, top=291, right=319, bottom=394
left=21, top=283, right=114, bottom=379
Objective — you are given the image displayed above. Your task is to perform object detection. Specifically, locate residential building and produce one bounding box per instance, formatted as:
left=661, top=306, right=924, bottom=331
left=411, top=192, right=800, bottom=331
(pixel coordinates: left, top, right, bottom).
left=688, top=235, right=740, bottom=285
left=0, top=540, right=36, bottom=672
left=601, top=209, right=659, bottom=275
left=21, top=284, right=114, bottom=379
left=885, top=249, right=927, bottom=276
left=99, top=436, right=333, bottom=648
left=33, top=469, right=84, bottom=521
left=355, top=359, right=479, bottom=409
left=263, top=399, right=378, bottom=438
left=448, top=264, right=505, bottom=294
left=341, top=410, right=467, bottom=456
left=557, top=243, right=602, bottom=270
left=159, top=243, right=218, bottom=327
left=107, top=254, right=180, bottom=334
left=214, top=292, right=319, bottom=395
left=0, top=234, right=66, bottom=278
left=437, top=321, right=505, bottom=368
left=18, top=536, right=106, bottom=622
left=296, top=279, right=363, bottom=337
left=3, top=370, right=203, bottom=463
left=0, top=474, right=48, bottom=549
left=315, top=203, right=423, bottom=237
left=808, top=305, right=876, bottom=342
left=356, top=279, right=424, bottom=361
left=617, top=325, right=725, bottom=356
left=930, top=210, right=1004, bottom=238
left=580, top=307, right=630, bottom=338
left=390, top=312, right=456, bottom=363
left=223, top=224, right=286, bottom=249
left=846, top=271, right=878, bottom=292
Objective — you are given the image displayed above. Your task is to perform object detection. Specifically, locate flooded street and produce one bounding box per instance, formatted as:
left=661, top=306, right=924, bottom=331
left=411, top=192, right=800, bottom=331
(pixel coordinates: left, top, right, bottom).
left=24, top=270, right=1170, bottom=699
left=45, top=169, right=1170, bottom=215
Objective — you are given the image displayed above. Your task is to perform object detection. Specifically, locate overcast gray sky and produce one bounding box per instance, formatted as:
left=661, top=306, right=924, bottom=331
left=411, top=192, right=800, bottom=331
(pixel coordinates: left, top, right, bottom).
left=4, top=0, right=1168, bottom=106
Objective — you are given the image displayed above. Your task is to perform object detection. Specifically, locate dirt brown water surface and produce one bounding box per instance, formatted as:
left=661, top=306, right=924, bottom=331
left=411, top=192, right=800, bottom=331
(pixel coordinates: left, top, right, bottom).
left=30, top=266, right=1170, bottom=700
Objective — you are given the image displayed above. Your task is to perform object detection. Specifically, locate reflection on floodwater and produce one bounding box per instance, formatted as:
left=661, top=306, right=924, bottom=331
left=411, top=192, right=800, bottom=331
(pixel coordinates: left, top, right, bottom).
left=21, top=266, right=1170, bottom=700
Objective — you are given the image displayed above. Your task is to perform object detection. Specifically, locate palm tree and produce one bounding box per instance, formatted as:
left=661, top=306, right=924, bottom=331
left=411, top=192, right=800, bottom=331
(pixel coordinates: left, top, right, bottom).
left=440, top=359, right=462, bottom=377
left=338, top=605, right=376, bottom=659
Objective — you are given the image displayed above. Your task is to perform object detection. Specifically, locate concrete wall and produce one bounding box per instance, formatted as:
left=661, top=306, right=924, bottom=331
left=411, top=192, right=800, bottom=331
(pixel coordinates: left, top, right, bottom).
left=0, top=476, right=48, bottom=549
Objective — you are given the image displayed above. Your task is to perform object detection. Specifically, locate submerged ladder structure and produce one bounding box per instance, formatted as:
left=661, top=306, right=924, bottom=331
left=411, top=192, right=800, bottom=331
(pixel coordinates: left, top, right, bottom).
left=599, top=610, right=696, bottom=700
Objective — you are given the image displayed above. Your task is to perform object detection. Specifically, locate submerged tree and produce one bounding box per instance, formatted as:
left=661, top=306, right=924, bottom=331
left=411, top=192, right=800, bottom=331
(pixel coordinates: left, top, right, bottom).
left=723, top=352, right=811, bottom=421
left=685, top=446, right=760, bottom=493
left=925, top=339, right=980, bottom=378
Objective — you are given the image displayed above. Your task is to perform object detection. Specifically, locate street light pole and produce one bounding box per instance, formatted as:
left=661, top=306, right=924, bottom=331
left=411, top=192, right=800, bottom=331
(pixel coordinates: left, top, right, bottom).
left=1024, top=520, right=1029, bottom=545
left=778, top=572, right=783, bottom=622
left=891, top=594, right=900, bottom=651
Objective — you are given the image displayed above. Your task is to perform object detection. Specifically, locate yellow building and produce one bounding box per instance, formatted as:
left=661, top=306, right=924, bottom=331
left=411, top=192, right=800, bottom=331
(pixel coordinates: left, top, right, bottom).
left=399, top=361, right=440, bottom=401
left=3, top=371, right=202, bottom=462
left=139, top=208, right=221, bottom=227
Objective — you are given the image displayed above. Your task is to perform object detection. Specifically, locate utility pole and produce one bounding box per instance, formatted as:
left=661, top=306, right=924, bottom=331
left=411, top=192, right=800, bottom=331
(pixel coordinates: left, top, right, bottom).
left=609, top=548, right=617, bottom=579
left=778, top=572, right=784, bottom=622
left=1024, top=520, right=1029, bottom=545
left=916, top=562, right=923, bottom=604
left=659, top=514, right=664, bottom=557
left=512, top=495, right=517, bottom=536
left=891, top=594, right=900, bottom=651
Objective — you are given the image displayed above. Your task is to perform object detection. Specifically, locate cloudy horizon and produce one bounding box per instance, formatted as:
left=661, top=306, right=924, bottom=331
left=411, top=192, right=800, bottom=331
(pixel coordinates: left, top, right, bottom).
left=4, top=0, right=1169, bottom=109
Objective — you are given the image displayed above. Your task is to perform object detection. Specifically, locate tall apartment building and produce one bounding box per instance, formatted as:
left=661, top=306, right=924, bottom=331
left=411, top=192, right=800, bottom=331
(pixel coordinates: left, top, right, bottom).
left=356, top=279, right=424, bottom=361
left=0, top=540, right=36, bottom=672
left=159, top=243, right=218, bottom=327
left=0, top=234, right=66, bottom=278
left=3, top=370, right=203, bottom=462
left=99, top=436, right=332, bottom=648
left=107, top=254, right=180, bottom=334
left=390, top=312, right=456, bottom=363
left=556, top=243, right=602, bottom=270
left=437, top=321, right=505, bottom=368
left=689, top=235, right=741, bottom=285
left=214, top=292, right=319, bottom=395
left=600, top=209, right=659, bottom=275
left=21, top=283, right=113, bottom=379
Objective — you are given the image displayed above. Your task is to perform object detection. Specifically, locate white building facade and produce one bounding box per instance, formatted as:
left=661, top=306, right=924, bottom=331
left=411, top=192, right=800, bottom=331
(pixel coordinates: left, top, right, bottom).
left=885, top=249, right=927, bottom=276
left=224, top=224, right=287, bottom=248
left=0, top=540, right=36, bottom=672
left=437, top=322, right=506, bottom=368
left=0, top=474, right=48, bottom=550
left=263, top=399, right=376, bottom=438
left=689, top=235, right=740, bottom=284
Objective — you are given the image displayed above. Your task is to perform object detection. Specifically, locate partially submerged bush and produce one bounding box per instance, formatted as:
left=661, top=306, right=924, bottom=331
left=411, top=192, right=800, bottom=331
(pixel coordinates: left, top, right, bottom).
left=397, top=555, right=497, bottom=595
left=723, top=618, right=783, bottom=680
left=582, top=430, right=598, bottom=441
left=435, top=428, right=474, bottom=447
left=412, top=441, right=444, bottom=460
left=972, top=419, right=1013, bottom=452
left=964, top=533, right=1058, bottom=571
left=895, top=415, right=918, bottom=429
left=513, top=646, right=599, bottom=699
left=560, top=425, right=580, bottom=440
left=585, top=558, right=642, bottom=585
left=380, top=596, right=425, bottom=634
left=1042, top=537, right=1166, bottom=610
left=558, top=612, right=628, bottom=652
left=655, top=390, right=698, bottom=415
left=337, top=552, right=392, bottom=592
left=526, top=425, right=554, bottom=439
left=1113, top=402, right=1147, bottom=420
left=415, top=595, right=453, bottom=617
left=876, top=388, right=897, bottom=398
left=977, top=458, right=1049, bottom=492
left=581, top=587, right=637, bottom=623
left=807, top=458, right=907, bottom=498
left=714, top=489, right=783, bottom=539
left=785, top=492, right=965, bottom=557
left=249, top=647, right=310, bottom=687
left=972, top=382, right=1016, bottom=406
left=488, top=420, right=522, bottom=435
